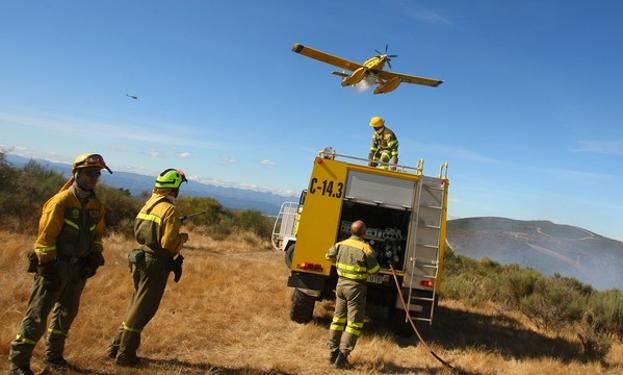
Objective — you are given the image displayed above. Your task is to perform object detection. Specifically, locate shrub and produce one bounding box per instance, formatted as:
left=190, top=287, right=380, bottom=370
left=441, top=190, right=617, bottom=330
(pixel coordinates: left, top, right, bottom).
left=587, top=289, right=623, bottom=336
left=0, top=155, right=65, bottom=233
left=231, top=209, right=273, bottom=238
left=95, top=185, right=141, bottom=236
left=518, top=277, right=587, bottom=330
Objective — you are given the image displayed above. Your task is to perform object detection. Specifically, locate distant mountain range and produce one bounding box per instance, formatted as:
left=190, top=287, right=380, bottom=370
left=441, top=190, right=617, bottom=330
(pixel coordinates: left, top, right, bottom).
left=447, top=217, right=623, bottom=291
left=5, top=154, right=296, bottom=214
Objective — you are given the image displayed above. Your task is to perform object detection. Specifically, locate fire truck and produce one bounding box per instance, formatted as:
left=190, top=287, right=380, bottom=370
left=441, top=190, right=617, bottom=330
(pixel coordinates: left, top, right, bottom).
left=272, top=148, right=449, bottom=330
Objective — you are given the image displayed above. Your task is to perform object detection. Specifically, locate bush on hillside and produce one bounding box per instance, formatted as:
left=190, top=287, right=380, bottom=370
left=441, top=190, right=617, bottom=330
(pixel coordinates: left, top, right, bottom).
left=95, top=185, right=141, bottom=236
left=587, top=289, right=623, bottom=335
left=441, top=247, right=623, bottom=340
left=177, top=196, right=227, bottom=226
left=0, top=154, right=277, bottom=242
left=232, top=209, right=273, bottom=239
left=0, top=155, right=65, bottom=232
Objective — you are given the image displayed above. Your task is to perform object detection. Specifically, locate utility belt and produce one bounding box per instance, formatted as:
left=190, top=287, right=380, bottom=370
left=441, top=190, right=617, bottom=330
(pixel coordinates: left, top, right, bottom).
left=127, top=247, right=170, bottom=271
left=26, top=251, right=89, bottom=273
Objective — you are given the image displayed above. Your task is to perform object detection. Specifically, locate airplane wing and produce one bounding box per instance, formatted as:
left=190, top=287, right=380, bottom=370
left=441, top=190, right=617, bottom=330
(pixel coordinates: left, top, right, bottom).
left=377, top=70, right=443, bottom=87
left=292, top=43, right=361, bottom=72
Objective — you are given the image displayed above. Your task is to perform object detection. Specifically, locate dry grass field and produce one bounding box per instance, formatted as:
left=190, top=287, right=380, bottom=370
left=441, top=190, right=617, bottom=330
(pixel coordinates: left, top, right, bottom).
left=1, top=229, right=622, bottom=374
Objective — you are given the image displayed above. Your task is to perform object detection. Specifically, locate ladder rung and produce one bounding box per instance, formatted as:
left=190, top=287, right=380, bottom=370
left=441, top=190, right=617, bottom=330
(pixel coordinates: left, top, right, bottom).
left=411, top=297, right=434, bottom=302
left=411, top=317, right=432, bottom=322
left=405, top=274, right=437, bottom=279
left=416, top=244, right=438, bottom=249
left=421, top=224, right=440, bottom=229
left=421, top=205, right=442, bottom=210
left=419, top=264, right=438, bottom=269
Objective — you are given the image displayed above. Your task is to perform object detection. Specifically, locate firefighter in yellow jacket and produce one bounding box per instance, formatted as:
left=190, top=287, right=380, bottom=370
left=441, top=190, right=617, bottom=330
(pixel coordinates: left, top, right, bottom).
left=9, top=153, right=111, bottom=375
left=325, top=220, right=380, bottom=369
left=368, top=116, right=399, bottom=170
left=107, top=168, right=188, bottom=367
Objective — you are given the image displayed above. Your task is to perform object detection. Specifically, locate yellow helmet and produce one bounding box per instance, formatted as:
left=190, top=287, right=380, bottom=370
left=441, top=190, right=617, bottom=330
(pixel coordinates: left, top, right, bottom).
left=72, top=153, right=112, bottom=174
left=369, top=116, right=385, bottom=128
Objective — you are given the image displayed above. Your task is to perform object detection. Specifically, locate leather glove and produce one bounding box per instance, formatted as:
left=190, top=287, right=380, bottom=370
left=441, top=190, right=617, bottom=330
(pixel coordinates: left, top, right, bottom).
left=81, top=252, right=105, bottom=279
left=169, top=254, right=184, bottom=283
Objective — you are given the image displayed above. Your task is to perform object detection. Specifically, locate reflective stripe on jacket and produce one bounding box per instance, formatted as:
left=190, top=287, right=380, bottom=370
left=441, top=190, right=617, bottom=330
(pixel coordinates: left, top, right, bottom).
left=33, top=185, right=105, bottom=263
left=134, top=193, right=183, bottom=256
left=325, top=235, right=380, bottom=281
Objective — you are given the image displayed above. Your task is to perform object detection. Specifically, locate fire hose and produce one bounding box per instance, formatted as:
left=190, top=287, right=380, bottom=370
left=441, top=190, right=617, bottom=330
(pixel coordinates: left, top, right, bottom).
left=389, top=264, right=454, bottom=369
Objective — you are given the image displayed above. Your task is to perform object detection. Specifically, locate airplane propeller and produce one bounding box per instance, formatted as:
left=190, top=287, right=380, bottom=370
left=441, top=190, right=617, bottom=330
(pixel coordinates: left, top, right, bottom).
left=374, top=44, right=398, bottom=69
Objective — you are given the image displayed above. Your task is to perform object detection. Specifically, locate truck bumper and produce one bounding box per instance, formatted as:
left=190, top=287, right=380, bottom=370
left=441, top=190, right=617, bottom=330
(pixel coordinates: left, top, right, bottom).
left=287, top=272, right=326, bottom=296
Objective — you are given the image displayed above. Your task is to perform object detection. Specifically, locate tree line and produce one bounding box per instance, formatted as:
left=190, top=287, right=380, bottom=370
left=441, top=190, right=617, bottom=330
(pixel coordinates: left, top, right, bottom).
left=0, top=152, right=273, bottom=239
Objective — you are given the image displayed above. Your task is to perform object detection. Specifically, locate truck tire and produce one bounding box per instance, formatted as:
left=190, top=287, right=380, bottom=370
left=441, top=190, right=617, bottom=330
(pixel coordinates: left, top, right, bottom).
left=389, top=308, right=414, bottom=337
left=290, top=288, right=315, bottom=323
left=284, top=243, right=295, bottom=268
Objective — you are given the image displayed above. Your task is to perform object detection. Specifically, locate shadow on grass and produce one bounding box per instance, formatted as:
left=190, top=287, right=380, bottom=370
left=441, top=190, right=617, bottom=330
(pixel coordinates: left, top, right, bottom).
left=39, top=365, right=108, bottom=375
left=141, top=357, right=293, bottom=374
left=312, top=315, right=478, bottom=374
left=366, top=304, right=592, bottom=365
left=362, top=360, right=478, bottom=375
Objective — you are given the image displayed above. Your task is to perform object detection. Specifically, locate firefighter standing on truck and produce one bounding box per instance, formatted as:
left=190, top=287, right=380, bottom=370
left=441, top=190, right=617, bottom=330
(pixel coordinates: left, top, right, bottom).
left=325, top=220, right=380, bottom=369
left=368, top=116, right=399, bottom=170
left=107, top=168, right=188, bottom=367
left=9, top=153, right=111, bottom=375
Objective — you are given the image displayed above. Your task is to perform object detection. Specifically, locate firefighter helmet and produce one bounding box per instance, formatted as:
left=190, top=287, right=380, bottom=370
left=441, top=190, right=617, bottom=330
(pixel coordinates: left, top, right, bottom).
left=72, top=153, right=112, bottom=174
left=155, top=169, right=188, bottom=189
left=369, top=116, right=385, bottom=128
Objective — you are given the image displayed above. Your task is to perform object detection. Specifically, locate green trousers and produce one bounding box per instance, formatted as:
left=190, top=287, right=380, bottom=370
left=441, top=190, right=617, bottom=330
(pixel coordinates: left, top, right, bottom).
left=328, top=278, right=367, bottom=356
left=109, top=252, right=170, bottom=358
left=10, top=260, right=87, bottom=369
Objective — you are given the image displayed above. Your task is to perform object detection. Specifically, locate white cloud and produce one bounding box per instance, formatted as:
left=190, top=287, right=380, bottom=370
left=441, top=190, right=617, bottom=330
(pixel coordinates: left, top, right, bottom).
left=0, top=145, right=71, bottom=163
left=404, top=140, right=499, bottom=164
left=178, top=152, right=191, bottom=159
left=574, top=139, right=623, bottom=156
left=403, top=7, right=453, bottom=26
left=222, top=156, right=238, bottom=165
left=2, top=144, right=298, bottom=197
left=541, top=167, right=614, bottom=182
left=0, top=111, right=221, bottom=149
left=260, top=159, right=275, bottom=166
left=147, top=150, right=164, bottom=158
left=193, top=176, right=297, bottom=197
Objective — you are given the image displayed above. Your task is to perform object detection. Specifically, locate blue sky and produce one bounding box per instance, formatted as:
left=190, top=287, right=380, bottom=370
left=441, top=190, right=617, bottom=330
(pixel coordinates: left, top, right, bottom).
left=1, top=1, right=621, bottom=240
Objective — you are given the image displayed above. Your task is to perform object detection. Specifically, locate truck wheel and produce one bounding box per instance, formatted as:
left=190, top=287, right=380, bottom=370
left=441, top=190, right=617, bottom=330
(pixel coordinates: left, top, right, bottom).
left=284, top=243, right=295, bottom=268
left=389, top=308, right=414, bottom=337
left=290, top=288, right=315, bottom=323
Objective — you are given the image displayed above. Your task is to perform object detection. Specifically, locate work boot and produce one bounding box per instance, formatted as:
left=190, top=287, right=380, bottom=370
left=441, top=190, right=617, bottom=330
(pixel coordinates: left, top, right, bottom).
left=9, top=366, right=34, bottom=375
left=334, top=351, right=351, bottom=369
left=106, top=343, right=119, bottom=359
left=329, top=349, right=339, bottom=364
left=115, top=352, right=140, bottom=367
left=43, top=355, right=70, bottom=371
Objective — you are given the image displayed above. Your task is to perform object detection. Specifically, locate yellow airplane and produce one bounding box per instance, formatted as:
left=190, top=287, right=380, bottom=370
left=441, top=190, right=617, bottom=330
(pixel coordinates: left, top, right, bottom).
left=292, top=43, right=443, bottom=94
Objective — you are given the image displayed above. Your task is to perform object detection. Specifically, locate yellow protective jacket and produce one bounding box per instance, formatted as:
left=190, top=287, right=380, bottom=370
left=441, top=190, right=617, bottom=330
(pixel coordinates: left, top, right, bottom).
left=134, top=193, right=184, bottom=257
left=34, top=185, right=105, bottom=264
left=369, top=127, right=399, bottom=160
left=325, top=235, right=380, bottom=281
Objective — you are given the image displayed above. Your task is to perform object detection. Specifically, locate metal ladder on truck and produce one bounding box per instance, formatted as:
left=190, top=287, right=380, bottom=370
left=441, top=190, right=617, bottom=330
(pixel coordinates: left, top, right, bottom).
left=403, top=162, right=448, bottom=325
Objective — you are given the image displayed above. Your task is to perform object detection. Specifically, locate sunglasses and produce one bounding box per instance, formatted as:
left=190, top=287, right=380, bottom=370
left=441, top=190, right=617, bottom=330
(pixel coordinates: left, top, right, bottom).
left=83, top=170, right=102, bottom=177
